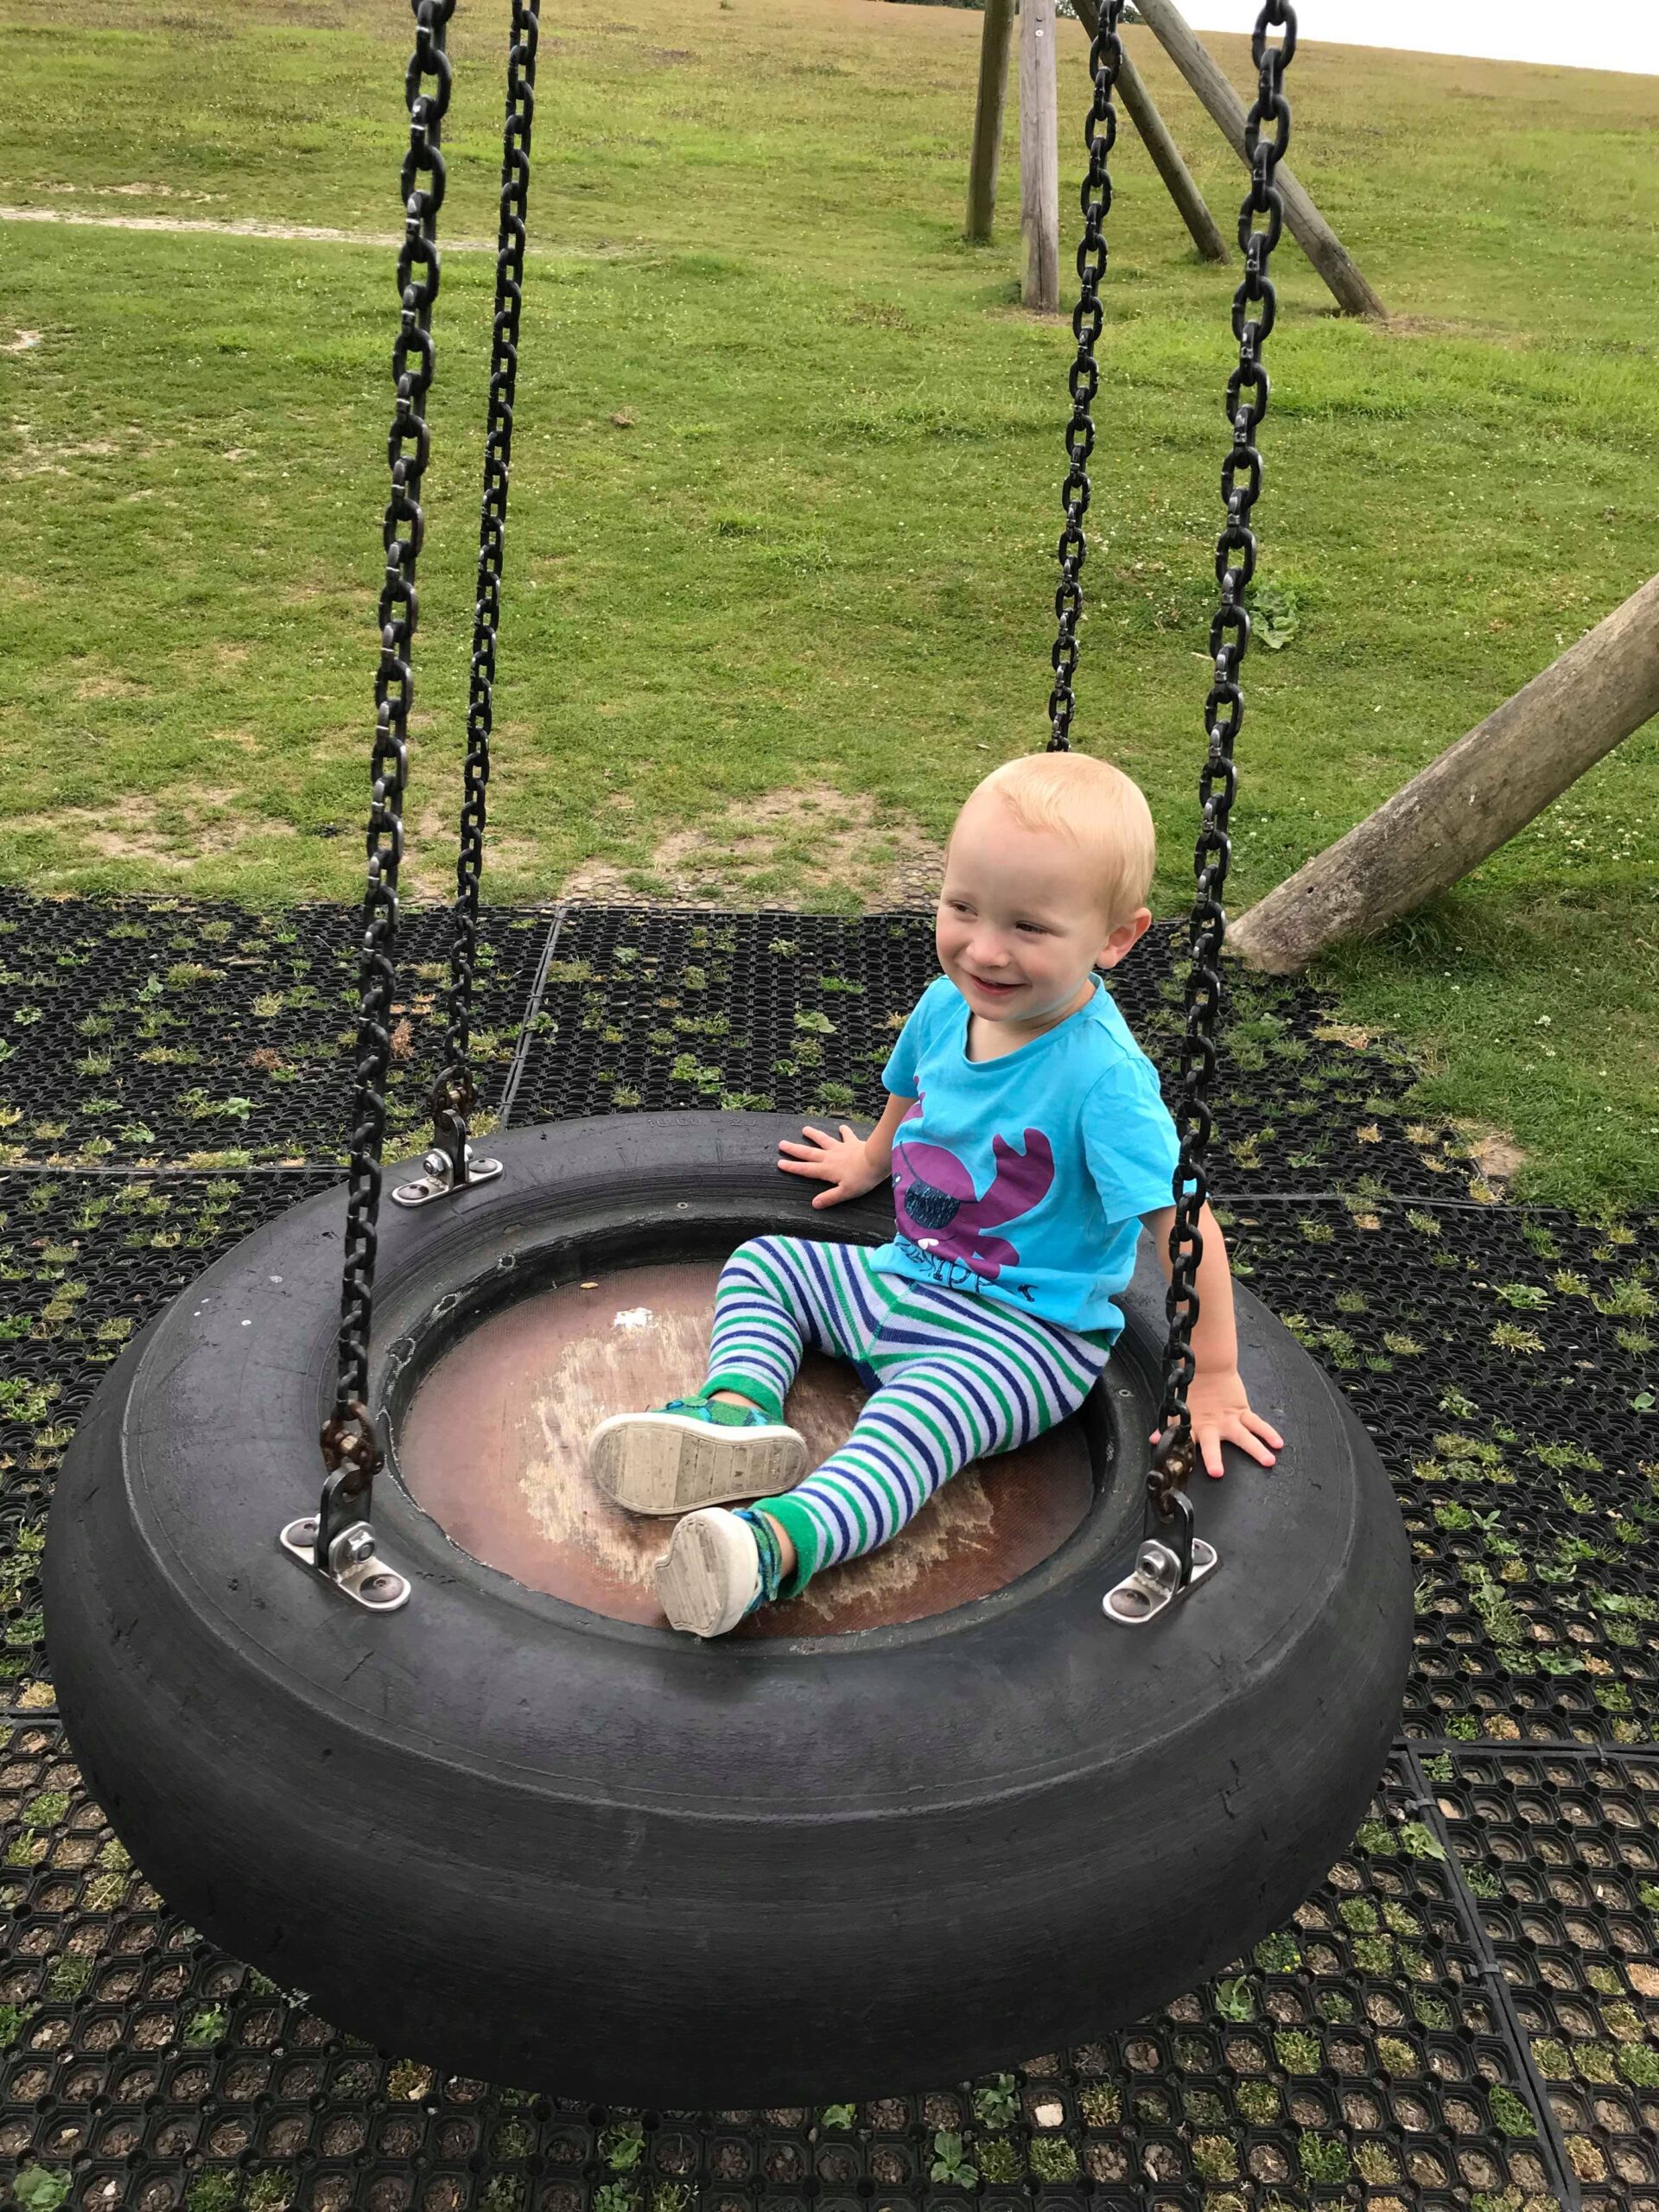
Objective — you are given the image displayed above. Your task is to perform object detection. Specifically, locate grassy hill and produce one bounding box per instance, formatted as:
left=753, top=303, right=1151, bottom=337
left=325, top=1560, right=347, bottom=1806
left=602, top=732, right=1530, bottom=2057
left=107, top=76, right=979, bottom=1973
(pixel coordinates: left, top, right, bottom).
left=0, top=0, right=1656, bottom=1203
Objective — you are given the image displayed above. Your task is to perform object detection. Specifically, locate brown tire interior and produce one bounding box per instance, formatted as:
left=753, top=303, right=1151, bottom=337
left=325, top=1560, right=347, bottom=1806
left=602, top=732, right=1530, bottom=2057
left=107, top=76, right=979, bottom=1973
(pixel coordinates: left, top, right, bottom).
left=395, top=1259, right=1099, bottom=1637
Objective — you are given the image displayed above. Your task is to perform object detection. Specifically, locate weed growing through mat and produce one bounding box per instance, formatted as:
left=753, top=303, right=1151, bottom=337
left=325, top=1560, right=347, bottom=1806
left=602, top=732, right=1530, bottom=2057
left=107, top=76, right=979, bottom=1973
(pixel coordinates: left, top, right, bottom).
left=601, top=2121, right=646, bottom=2171
left=183, top=2179, right=237, bottom=2212
left=975, top=2139, right=1024, bottom=2183
left=1026, top=2138, right=1079, bottom=2183
left=13, top=2172, right=71, bottom=2212
left=969, top=2075, right=1019, bottom=2129
left=929, top=2132, right=977, bottom=2185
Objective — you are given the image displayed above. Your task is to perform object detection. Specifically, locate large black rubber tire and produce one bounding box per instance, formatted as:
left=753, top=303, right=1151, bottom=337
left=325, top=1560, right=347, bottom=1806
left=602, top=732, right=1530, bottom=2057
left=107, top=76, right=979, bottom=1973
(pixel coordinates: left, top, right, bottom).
left=46, top=1114, right=1410, bottom=2103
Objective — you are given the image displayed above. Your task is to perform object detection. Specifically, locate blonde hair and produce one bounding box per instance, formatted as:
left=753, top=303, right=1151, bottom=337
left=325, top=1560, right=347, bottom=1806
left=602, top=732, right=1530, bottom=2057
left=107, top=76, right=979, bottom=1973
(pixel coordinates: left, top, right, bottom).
left=966, top=753, right=1156, bottom=923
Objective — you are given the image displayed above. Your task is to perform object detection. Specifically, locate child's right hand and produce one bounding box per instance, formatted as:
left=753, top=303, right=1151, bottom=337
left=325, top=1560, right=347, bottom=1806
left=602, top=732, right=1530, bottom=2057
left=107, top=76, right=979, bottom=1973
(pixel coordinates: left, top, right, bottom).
left=778, top=1124, right=885, bottom=1210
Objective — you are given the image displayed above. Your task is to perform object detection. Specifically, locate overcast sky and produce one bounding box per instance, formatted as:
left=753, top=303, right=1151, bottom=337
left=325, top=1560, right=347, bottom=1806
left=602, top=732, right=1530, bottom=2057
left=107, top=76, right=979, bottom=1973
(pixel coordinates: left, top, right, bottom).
left=1173, top=0, right=1659, bottom=76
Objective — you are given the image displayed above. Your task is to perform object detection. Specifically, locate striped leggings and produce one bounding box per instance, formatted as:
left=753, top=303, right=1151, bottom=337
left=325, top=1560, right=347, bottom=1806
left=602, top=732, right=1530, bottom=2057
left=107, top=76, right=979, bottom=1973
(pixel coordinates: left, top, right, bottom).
left=703, top=1236, right=1110, bottom=1593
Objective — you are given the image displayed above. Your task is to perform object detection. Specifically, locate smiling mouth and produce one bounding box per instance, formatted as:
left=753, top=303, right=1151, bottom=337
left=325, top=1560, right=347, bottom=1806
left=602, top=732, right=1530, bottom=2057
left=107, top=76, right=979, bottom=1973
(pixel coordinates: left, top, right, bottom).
left=965, top=973, right=1021, bottom=995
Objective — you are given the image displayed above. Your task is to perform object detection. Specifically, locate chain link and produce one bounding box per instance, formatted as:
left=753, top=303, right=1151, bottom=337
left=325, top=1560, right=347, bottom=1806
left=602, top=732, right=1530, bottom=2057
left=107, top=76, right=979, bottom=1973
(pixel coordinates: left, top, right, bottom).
left=429, top=0, right=543, bottom=1165
left=323, top=0, right=456, bottom=1500
left=1150, top=0, right=1297, bottom=1529
left=1046, top=0, right=1125, bottom=754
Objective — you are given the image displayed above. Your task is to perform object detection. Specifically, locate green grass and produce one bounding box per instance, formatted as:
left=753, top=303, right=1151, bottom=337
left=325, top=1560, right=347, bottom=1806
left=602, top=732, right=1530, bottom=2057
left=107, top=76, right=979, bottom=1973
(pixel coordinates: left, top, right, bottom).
left=1, top=0, right=1656, bottom=1203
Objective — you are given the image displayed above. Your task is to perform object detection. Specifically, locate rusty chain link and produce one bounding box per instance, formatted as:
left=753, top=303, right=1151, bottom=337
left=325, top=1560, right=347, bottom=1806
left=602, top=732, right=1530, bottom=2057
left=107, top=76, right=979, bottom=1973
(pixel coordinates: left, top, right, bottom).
left=1150, top=0, right=1297, bottom=1550
left=429, top=0, right=543, bottom=1166
left=321, top=0, right=456, bottom=1516
left=1046, top=0, right=1125, bottom=753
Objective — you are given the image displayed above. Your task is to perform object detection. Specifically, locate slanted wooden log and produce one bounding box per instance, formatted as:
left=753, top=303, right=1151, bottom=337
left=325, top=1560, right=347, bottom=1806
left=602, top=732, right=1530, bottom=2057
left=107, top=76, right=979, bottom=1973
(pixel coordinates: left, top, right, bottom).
left=964, top=0, right=1017, bottom=244
left=1230, top=574, right=1659, bottom=973
left=1114, top=41, right=1228, bottom=261
left=1132, top=0, right=1389, bottom=319
left=1071, top=0, right=1227, bottom=262
left=1020, top=0, right=1062, bottom=311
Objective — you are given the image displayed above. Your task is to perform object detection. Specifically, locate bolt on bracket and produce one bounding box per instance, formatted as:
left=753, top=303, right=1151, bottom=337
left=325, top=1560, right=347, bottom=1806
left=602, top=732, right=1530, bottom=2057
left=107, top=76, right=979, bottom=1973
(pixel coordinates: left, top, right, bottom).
left=281, top=1515, right=410, bottom=1612
left=391, top=1141, right=503, bottom=1209
left=1103, top=1535, right=1218, bottom=1625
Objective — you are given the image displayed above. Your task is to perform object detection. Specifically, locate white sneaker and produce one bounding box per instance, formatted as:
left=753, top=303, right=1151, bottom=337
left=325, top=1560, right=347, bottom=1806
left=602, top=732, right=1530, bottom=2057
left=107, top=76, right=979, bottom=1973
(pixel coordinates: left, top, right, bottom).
left=656, top=1508, right=765, bottom=1637
left=587, top=1397, right=807, bottom=1516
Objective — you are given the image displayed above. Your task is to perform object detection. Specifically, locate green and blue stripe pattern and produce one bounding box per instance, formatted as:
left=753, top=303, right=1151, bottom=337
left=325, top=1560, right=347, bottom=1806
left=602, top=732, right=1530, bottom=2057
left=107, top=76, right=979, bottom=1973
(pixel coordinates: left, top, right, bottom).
left=704, top=1236, right=1109, bottom=1591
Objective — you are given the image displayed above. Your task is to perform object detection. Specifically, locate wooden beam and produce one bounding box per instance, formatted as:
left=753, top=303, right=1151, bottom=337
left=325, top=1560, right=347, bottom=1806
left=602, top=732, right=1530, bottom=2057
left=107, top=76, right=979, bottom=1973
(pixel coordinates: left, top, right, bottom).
left=1071, top=0, right=1227, bottom=263
left=1230, top=575, right=1659, bottom=973
left=964, top=0, right=1016, bottom=245
left=1020, top=0, right=1062, bottom=312
left=1132, top=0, right=1389, bottom=319
left=1115, top=41, right=1228, bottom=262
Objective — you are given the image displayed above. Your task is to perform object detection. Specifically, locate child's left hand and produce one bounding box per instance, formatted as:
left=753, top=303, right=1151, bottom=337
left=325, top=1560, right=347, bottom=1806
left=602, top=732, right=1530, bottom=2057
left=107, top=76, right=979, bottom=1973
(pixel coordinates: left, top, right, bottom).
left=1158, top=1368, right=1282, bottom=1479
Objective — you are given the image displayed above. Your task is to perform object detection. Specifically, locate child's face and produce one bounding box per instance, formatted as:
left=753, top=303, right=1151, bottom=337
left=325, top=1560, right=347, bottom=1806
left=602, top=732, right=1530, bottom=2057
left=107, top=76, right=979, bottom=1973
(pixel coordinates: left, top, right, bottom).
left=937, top=793, right=1150, bottom=1032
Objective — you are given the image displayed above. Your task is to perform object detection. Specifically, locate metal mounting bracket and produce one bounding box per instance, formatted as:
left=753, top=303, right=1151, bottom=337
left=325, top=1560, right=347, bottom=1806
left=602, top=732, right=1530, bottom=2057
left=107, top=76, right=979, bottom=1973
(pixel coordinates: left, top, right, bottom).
left=391, top=1142, right=503, bottom=1208
left=1103, top=1535, right=1218, bottom=1625
left=281, top=1515, right=411, bottom=1611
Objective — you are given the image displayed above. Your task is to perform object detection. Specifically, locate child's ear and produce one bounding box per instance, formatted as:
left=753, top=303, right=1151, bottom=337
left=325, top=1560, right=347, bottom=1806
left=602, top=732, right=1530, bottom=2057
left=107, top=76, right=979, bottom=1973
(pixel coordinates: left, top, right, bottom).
left=1096, top=906, right=1154, bottom=971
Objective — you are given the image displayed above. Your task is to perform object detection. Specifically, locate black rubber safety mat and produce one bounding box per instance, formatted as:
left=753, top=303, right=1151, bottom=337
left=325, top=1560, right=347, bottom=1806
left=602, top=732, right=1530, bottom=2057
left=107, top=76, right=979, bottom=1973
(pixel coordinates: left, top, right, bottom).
left=0, top=894, right=1656, bottom=2212
left=0, top=1172, right=341, bottom=1580
left=1222, top=1204, right=1658, bottom=1750
left=0, top=896, right=551, bottom=1171
left=501, top=907, right=1491, bottom=1205
left=1436, top=1750, right=1659, bottom=2206
left=0, top=1737, right=1592, bottom=2212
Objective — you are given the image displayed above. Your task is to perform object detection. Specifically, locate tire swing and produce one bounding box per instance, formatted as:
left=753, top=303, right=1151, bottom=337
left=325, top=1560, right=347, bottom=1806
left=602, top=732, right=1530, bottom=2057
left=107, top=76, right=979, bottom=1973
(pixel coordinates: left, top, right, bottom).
left=45, top=0, right=1410, bottom=2104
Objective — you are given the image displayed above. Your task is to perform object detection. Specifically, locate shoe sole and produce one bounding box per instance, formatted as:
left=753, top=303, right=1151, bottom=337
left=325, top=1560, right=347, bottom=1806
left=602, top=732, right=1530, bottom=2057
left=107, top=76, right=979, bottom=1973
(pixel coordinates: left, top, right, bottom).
left=657, top=1512, right=758, bottom=1637
left=587, top=1411, right=808, bottom=1516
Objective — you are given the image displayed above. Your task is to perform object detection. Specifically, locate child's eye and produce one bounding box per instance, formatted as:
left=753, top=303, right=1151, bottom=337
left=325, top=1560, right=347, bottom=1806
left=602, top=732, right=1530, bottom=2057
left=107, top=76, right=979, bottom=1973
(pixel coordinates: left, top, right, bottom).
left=1015, top=922, right=1049, bottom=936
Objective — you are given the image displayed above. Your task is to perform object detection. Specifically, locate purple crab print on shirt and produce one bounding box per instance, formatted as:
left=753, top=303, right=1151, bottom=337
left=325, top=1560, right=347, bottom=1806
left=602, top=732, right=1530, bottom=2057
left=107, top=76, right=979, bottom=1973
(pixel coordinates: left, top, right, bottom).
left=891, top=1099, right=1055, bottom=1283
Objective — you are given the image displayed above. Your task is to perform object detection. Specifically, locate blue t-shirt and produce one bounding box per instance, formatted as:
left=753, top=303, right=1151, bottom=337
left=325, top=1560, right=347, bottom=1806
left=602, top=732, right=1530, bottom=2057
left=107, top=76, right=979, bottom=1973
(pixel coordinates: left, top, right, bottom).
left=874, top=974, right=1180, bottom=1339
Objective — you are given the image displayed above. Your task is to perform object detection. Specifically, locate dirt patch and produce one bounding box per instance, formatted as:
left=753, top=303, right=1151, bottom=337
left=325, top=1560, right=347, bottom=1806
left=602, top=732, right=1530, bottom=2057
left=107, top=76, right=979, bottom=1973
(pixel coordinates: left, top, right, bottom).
left=5, top=420, right=151, bottom=480
left=562, top=785, right=942, bottom=909
left=20, top=181, right=224, bottom=204
left=0, top=206, right=645, bottom=258
left=73, top=671, right=150, bottom=702
left=16, top=790, right=296, bottom=869
left=1380, top=315, right=1529, bottom=350
left=0, top=205, right=492, bottom=251
left=1458, top=1122, right=1527, bottom=1195
left=100, top=181, right=222, bottom=202
left=395, top=803, right=541, bottom=904
left=2, top=329, right=42, bottom=354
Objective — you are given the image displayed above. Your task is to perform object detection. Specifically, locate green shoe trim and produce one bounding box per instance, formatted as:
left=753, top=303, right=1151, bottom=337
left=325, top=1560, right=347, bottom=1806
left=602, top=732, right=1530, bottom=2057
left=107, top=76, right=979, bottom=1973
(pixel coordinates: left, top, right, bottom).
left=748, top=1492, right=823, bottom=1600
left=655, top=1394, right=772, bottom=1430
left=698, top=1372, right=787, bottom=1426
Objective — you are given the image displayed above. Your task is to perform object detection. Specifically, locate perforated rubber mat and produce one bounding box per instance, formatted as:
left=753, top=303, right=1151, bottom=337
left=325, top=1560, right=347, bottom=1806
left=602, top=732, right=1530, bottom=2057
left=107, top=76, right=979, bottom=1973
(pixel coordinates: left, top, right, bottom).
left=0, top=896, right=550, bottom=1170
left=1, top=894, right=1655, bottom=2212
left=503, top=906, right=1490, bottom=1205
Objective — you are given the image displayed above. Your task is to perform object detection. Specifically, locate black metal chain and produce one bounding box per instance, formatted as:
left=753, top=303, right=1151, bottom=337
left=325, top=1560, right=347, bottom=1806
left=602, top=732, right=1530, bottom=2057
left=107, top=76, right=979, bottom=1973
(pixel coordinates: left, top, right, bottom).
left=429, top=0, right=542, bottom=1167
left=321, top=0, right=455, bottom=1513
left=1046, top=0, right=1125, bottom=753
left=1150, top=0, right=1297, bottom=1540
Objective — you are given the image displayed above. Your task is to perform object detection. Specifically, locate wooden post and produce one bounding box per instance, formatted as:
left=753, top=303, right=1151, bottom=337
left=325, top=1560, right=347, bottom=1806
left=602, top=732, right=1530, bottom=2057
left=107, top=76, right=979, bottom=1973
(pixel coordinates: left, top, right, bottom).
left=964, top=0, right=1017, bottom=244
left=1020, top=0, right=1061, bottom=312
left=1229, top=575, right=1659, bottom=973
left=1133, top=0, right=1389, bottom=319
